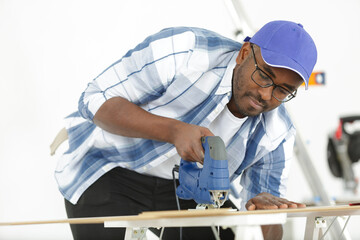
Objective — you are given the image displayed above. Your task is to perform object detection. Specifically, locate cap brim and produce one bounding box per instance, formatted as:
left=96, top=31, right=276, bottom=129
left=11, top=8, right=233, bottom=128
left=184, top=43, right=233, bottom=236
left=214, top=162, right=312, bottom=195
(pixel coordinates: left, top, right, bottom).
left=260, top=48, right=309, bottom=90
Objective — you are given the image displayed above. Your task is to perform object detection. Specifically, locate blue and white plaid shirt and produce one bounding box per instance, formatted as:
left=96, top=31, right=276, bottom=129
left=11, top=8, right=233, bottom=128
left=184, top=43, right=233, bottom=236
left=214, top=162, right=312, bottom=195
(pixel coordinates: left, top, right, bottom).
left=55, top=27, right=296, bottom=210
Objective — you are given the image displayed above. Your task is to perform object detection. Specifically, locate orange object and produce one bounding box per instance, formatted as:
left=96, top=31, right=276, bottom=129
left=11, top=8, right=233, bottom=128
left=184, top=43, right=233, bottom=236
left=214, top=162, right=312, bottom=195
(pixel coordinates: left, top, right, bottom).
left=301, top=71, right=325, bottom=86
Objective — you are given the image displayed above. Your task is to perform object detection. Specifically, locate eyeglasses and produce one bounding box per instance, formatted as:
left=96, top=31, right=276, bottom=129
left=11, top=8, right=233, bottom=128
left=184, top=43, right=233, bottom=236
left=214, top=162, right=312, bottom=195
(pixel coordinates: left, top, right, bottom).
left=250, top=44, right=297, bottom=103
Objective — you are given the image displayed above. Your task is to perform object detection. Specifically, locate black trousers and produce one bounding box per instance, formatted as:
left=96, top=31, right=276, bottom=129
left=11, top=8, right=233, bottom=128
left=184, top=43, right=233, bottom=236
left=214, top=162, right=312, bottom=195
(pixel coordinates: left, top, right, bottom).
left=65, top=167, right=236, bottom=240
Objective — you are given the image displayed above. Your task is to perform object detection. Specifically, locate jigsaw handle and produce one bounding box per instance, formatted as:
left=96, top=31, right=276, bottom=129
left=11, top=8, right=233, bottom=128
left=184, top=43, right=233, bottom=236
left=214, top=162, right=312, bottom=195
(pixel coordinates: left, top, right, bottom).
left=201, top=136, right=229, bottom=191
left=202, top=136, right=227, bottom=161
left=176, top=136, right=229, bottom=204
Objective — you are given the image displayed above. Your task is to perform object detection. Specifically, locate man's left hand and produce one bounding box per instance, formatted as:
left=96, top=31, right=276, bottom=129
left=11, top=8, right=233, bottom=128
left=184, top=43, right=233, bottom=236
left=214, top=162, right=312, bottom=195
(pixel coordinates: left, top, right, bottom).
left=245, top=192, right=306, bottom=210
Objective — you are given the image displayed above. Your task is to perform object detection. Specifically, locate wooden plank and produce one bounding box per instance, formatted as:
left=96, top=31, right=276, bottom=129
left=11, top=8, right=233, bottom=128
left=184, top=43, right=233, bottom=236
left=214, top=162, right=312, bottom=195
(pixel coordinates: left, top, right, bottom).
left=1, top=205, right=360, bottom=226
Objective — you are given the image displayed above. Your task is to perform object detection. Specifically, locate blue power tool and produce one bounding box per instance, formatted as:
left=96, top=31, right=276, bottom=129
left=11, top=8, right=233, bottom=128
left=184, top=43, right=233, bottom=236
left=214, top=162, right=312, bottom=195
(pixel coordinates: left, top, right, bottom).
left=176, top=136, right=230, bottom=208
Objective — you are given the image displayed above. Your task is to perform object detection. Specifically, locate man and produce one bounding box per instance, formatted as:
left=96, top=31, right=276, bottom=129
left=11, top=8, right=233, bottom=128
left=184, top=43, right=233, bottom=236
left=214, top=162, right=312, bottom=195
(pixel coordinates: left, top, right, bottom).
left=55, top=20, right=317, bottom=239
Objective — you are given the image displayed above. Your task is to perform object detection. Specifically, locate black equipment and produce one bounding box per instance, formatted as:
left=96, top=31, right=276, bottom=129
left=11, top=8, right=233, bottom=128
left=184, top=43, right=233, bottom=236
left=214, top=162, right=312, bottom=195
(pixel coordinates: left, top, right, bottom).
left=327, top=115, right=360, bottom=192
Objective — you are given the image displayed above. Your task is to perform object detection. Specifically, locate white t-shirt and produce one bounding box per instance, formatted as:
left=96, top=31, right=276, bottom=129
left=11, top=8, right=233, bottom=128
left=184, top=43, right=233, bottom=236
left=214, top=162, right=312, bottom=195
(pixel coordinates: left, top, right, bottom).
left=143, top=105, right=247, bottom=179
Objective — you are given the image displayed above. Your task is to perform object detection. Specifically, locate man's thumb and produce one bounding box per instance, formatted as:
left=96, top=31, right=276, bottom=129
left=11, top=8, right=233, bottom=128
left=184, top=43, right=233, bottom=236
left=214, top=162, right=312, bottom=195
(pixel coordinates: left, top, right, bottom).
left=246, top=201, right=256, bottom=211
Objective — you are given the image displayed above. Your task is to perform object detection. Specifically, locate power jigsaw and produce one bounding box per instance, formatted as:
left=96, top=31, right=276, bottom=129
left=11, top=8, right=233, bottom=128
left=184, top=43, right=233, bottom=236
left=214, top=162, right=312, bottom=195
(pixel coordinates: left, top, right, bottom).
left=176, top=136, right=230, bottom=208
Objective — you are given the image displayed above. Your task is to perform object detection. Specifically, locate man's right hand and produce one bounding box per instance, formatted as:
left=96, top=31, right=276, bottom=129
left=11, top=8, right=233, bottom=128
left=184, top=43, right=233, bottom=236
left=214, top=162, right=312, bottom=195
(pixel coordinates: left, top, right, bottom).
left=170, top=122, right=214, bottom=164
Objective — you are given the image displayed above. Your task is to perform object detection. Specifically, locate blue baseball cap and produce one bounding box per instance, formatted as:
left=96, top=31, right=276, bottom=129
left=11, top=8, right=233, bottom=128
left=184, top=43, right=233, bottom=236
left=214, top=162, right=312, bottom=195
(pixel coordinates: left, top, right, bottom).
left=244, top=20, right=317, bottom=89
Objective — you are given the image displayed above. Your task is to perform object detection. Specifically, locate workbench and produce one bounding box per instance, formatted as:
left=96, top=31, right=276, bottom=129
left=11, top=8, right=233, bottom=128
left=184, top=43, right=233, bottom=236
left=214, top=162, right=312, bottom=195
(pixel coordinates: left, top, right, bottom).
left=1, top=205, right=360, bottom=239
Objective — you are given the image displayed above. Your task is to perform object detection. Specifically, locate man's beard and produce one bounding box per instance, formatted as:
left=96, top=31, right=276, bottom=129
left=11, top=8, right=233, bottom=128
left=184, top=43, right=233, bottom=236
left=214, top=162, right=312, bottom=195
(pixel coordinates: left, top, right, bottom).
left=231, top=69, right=268, bottom=117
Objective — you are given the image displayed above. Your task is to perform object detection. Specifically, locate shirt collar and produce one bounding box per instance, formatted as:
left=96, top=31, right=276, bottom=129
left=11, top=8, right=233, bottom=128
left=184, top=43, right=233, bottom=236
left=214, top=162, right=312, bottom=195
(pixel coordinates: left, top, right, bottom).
left=215, top=51, right=238, bottom=95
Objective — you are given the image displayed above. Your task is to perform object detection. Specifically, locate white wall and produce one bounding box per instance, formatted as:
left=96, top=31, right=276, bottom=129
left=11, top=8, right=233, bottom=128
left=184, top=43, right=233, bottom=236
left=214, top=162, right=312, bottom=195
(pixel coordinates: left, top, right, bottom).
left=1, top=0, right=360, bottom=239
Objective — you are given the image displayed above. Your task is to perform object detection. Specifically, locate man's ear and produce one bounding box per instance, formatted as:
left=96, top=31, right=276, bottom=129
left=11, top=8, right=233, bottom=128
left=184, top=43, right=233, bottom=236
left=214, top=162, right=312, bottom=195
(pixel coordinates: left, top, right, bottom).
left=236, top=42, right=251, bottom=64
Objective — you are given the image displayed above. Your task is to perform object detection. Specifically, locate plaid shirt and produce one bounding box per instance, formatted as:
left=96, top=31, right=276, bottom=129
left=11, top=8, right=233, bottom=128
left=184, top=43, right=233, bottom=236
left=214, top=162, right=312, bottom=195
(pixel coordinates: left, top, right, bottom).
left=55, top=27, right=296, bottom=209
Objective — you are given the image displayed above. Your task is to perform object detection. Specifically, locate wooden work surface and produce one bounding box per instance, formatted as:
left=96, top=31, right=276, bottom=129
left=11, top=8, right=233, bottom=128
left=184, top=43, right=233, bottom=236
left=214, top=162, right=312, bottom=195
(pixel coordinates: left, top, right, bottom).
left=1, top=205, right=360, bottom=226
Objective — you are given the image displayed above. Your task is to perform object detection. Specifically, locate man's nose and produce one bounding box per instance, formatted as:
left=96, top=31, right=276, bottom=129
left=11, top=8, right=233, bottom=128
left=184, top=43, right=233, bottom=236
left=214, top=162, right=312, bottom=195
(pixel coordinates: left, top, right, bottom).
left=258, top=86, right=273, bottom=101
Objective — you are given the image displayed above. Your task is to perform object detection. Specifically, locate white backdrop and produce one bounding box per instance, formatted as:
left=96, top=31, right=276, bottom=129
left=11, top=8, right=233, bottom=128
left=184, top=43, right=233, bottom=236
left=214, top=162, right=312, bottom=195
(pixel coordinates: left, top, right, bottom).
left=1, top=0, right=360, bottom=239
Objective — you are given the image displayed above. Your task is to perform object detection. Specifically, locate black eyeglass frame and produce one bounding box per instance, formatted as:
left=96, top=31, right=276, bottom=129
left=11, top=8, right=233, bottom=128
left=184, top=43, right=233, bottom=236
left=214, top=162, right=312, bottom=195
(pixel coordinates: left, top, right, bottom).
left=250, top=44, right=297, bottom=103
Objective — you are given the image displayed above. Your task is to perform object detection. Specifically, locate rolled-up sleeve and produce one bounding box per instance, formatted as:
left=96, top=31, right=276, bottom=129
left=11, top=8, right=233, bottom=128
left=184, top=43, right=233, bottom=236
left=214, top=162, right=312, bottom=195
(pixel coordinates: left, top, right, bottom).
left=78, top=28, right=196, bottom=121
